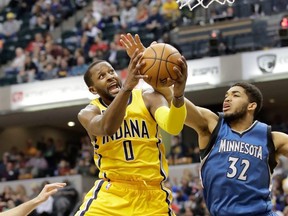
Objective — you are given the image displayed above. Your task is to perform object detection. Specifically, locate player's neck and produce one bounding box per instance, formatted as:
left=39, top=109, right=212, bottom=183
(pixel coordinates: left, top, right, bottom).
left=100, top=97, right=112, bottom=107
left=229, top=118, right=255, bottom=133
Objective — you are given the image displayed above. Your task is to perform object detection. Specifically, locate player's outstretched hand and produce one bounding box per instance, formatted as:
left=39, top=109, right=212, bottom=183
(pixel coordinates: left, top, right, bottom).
left=123, top=49, right=147, bottom=91
left=120, top=33, right=146, bottom=58
left=35, top=182, right=66, bottom=204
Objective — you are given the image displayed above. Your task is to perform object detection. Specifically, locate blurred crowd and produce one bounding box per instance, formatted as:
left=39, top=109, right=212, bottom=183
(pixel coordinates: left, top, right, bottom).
left=0, top=135, right=97, bottom=181
left=0, top=135, right=95, bottom=214
left=1, top=0, right=287, bottom=85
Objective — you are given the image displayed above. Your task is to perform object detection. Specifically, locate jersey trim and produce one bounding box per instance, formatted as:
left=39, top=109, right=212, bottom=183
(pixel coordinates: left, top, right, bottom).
left=78, top=179, right=104, bottom=216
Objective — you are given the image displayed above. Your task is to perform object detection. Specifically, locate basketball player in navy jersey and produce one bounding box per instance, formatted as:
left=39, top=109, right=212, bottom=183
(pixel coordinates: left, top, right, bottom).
left=121, top=33, right=288, bottom=216
left=75, top=48, right=187, bottom=215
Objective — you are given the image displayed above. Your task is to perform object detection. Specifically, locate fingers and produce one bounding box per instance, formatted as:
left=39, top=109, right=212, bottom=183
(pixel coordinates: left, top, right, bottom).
left=135, top=34, right=143, bottom=46
left=131, top=49, right=142, bottom=65
left=173, top=66, right=183, bottom=79
left=166, top=77, right=176, bottom=86
left=43, top=182, right=66, bottom=192
left=120, top=35, right=130, bottom=49
left=46, top=188, right=59, bottom=197
left=120, top=33, right=134, bottom=48
left=151, top=41, right=157, bottom=46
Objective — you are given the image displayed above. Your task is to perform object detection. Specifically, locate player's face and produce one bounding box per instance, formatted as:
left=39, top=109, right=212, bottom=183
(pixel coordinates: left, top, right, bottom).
left=222, top=86, right=250, bottom=121
left=89, top=62, right=122, bottom=101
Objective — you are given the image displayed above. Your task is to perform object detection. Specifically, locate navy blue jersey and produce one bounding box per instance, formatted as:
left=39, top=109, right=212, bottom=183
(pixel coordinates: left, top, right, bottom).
left=200, top=113, right=277, bottom=216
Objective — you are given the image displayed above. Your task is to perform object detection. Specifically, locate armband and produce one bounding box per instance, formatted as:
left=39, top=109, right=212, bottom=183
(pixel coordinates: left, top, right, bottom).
left=155, top=102, right=187, bottom=135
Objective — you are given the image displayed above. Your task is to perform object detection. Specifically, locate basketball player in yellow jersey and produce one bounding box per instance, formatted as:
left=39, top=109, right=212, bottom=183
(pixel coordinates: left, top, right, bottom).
left=75, top=48, right=187, bottom=216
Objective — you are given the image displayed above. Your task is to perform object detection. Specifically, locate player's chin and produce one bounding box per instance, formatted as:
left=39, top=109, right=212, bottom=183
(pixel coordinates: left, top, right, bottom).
left=109, top=88, right=121, bottom=96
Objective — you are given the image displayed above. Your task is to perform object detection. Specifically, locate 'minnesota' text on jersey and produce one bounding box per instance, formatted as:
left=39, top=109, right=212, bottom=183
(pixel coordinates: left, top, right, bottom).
left=200, top=114, right=277, bottom=216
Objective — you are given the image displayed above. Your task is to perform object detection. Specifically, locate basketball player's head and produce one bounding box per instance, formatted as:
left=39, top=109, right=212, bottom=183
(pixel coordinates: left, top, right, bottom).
left=223, top=82, right=263, bottom=122
left=84, top=60, right=122, bottom=101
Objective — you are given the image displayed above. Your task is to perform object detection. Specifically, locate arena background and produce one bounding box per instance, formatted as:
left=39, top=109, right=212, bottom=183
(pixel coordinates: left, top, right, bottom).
left=1, top=0, right=288, bottom=215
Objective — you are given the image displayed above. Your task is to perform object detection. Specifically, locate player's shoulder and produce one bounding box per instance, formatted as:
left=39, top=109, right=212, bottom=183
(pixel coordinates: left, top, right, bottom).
left=78, top=104, right=100, bottom=118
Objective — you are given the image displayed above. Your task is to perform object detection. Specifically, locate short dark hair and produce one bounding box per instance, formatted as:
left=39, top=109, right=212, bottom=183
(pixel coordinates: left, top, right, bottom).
left=84, top=60, right=105, bottom=87
left=232, top=82, right=263, bottom=117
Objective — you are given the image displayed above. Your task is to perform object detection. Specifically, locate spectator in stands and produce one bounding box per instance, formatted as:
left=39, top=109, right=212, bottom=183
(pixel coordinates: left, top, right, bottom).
left=84, top=21, right=102, bottom=42
left=102, top=0, right=118, bottom=19
left=15, top=152, right=32, bottom=180
left=88, top=34, right=109, bottom=59
left=56, top=58, right=71, bottom=78
left=59, top=0, right=75, bottom=19
left=41, top=62, right=57, bottom=80
left=0, top=161, right=19, bottom=181
left=25, top=150, right=48, bottom=178
left=25, top=33, right=45, bottom=53
left=149, top=0, right=163, bottom=8
left=120, top=0, right=137, bottom=29
left=134, top=2, right=149, bottom=28
left=16, top=54, right=38, bottom=83
left=0, top=153, right=10, bottom=179
left=70, top=48, right=85, bottom=67
left=0, top=185, right=15, bottom=206
left=90, top=0, right=103, bottom=23
left=161, top=0, right=181, bottom=23
left=145, top=5, right=165, bottom=41
left=14, top=184, right=29, bottom=205
left=0, top=0, right=10, bottom=11
left=2, top=12, right=21, bottom=39
left=23, top=138, right=38, bottom=158
left=78, top=33, right=91, bottom=60
left=104, top=41, right=120, bottom=69
left=70, top=56, right=88, bottom=76
left=81, top=8, right=98, bottom=33
left=4, top=47, right=26, bottom=76
left=44, top=42, right=63, bottom=60
left=62, top=47, right=74, bottom=67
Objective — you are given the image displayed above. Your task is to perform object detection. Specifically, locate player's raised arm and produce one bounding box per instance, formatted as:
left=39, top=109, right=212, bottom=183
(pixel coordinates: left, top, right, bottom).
left=142, top=55, right=187, bottom=136
left=78, top=50, right=147, bottom=137
left=0, top=183, right=66, bottom=216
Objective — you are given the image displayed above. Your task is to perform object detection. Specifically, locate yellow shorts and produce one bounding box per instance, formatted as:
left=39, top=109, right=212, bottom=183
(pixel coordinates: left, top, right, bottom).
left=75, top=179, right=175, bottom=216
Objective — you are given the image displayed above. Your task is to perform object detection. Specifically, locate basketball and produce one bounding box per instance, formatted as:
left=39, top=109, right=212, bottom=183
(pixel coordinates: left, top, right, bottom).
left=139, top=43, right=182, bottom=88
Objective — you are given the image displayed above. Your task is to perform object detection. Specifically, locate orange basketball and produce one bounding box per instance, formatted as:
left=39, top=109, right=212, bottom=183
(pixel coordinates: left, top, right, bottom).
left=140, top=43, right=182, bottom=88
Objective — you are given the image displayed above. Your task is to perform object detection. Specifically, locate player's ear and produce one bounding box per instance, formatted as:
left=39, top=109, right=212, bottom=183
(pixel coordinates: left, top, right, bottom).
left=89, top=86, right=97, bottom=95
left=248, top=102, right=257, bottom=111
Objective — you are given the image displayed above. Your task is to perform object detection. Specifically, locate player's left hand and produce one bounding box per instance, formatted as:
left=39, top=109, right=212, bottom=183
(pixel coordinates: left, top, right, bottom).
left=120, top=33, right=146, bottom=58
left=35, top=182, right=66, bottom=203
left=123, top=49, right=147, bottom=91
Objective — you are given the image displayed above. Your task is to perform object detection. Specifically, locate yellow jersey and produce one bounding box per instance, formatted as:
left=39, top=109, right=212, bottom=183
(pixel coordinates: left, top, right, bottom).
left=90, top=89, right=169, bottom=183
